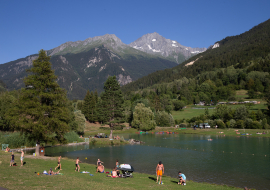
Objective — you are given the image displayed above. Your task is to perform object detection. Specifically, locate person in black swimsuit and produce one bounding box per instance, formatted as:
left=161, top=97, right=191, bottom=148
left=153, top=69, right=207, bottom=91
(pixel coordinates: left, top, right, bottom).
left=10, top=152, right=14, bottom=166
left=55, top=156, right=62, bottom=170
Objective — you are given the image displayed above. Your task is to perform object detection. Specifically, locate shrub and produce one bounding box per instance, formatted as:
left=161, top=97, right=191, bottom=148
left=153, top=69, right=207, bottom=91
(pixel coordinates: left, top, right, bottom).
left=0, top=132, right=35, bottom=148
left=180, top=123, right=187, bottom=128
left=64, top=131, right=80, bottom=143
left=91, top=138, right=97, bottom=145
left=244, top=118, right=253, bottom=129
left=215, top=120, right=226, bottom=129
left=155, top=111, right=174, bottom=127
left=229, top=119, right=236, bottom=128
left=251, top=121, right=262, bottom=129
left=131, top=103, right=156, bottom=131
left=113, top=125, right=124, bottom=130
left=236, top=120, right=245, bottom=129
left=207, top=120, right=215, bottom=128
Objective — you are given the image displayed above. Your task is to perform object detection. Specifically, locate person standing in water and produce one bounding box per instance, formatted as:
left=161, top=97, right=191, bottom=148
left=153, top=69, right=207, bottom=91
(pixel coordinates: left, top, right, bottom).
left=55, top=156, right=62, bottom=170
left=156, top=161, right=164, bottom=184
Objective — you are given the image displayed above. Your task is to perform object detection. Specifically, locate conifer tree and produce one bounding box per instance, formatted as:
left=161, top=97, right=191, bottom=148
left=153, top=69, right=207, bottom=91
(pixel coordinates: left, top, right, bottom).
left=6, top=50, right=70, bottom=155
left=99, top=76, right=124, bottom=138
left=89, top=91, right=96, bottom=122
left=82, top=90, right=91, bottom=121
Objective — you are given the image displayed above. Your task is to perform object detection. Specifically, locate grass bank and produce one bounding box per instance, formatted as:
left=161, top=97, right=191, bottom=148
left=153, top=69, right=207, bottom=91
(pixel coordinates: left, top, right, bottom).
left=90, top=138, right=129, bottom=146
left=0, top=151, right=241, bottom=190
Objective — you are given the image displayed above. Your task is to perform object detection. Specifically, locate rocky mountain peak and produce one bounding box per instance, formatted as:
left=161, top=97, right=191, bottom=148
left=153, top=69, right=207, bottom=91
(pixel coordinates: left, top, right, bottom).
left=48, top=34, right=125, bottom=56
left=129, top=32, right=206, bottom=63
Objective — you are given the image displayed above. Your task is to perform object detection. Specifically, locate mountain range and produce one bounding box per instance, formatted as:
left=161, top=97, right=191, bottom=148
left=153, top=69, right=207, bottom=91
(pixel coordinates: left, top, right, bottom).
left=0, top=33, right=206, bottom=99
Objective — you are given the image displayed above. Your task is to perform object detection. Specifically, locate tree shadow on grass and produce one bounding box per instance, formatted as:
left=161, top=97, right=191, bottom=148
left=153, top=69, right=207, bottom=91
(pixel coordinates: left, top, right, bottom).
left=171, top=180, right=178, bottom=184
left=148, top=177, right=156, bottom=182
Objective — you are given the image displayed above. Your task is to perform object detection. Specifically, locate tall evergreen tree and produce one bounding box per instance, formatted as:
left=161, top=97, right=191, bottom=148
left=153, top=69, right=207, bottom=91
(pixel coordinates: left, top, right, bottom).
left=89, top=91, right=96, bottom=122
left=6, top=50, right=70, bottom=155
left=82, top=90, right=91, bottom=121
left=99, top=76, right=124, bottom=138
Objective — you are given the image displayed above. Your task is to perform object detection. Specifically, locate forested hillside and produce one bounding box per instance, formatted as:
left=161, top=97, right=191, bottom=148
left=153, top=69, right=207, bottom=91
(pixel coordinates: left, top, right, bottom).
left=121, top=19, right=270, bottom=93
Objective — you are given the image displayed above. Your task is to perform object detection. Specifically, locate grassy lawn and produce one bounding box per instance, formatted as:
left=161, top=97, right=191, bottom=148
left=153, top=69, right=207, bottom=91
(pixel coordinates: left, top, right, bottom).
left=174, top=128, right=270, bottom=137
left=0, top=151, right=240, bottom=190
left=172, top=102, right=267, bottom=121
left=172, top=107, right=215, bottom=120
left=235, top=89, right=248, bottom=98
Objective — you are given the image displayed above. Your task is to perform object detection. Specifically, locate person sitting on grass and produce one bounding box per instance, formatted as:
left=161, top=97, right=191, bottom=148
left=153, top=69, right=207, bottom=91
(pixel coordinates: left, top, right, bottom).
left=178, top=171, right=186, bottom=185
left=49, top=168, right=60, bottom=175
left=96, top=162, right=104, bottom=173
left=10, top=152, right=14, bottom=166
left=5, top=147, right=10, bottom=152
left=107, top=168, right=118, bottom=178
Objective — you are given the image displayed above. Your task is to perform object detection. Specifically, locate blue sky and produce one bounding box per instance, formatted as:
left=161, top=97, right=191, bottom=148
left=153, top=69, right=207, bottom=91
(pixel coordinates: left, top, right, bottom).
left=1, top=0, right=270, bottom=64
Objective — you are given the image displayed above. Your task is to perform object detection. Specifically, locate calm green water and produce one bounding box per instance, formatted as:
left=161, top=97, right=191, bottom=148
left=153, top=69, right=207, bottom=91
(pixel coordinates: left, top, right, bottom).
left=41, top=134, right=270, bottom=189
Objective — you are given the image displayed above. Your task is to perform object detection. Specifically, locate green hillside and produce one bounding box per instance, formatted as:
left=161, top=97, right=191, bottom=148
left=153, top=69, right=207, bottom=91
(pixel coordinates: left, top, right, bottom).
left=121, top=18, right=270, bottom=93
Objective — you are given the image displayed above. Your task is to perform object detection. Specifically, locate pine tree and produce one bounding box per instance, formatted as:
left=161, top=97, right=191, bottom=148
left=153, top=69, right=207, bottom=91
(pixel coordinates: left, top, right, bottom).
left=6, top=50, right=70, bottom=155
left=82, top=90, right=91, bottom=121
left=99, top=76, right=124, bottom=138
left=89, top=91, right=96, bottom=122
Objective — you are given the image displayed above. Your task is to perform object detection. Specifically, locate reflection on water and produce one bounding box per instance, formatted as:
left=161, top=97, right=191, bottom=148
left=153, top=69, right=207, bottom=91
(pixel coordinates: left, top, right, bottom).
left=35, top=134, right=270, bottom=189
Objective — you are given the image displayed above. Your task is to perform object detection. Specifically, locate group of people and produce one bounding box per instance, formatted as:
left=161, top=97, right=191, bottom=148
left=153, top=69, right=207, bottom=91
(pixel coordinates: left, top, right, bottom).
left=9, top=149, right=24, bottom=167
left=8, top=150, right=186, bottom=184
left=156, top=161, right=186, bottom=185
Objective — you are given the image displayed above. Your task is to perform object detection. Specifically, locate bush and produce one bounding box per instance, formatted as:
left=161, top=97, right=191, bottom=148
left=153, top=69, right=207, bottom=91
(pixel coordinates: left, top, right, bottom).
left=236, top=120, right=245, bottom=129
left=155, top=111, right=174, bottom=127
left=0, top=132, right=35, bottom=148
left=113, top=125, right=124, bottom=130
left=179, top=123, right=187, bottom=128
left=64, top=131, right=80, bottom=143
left=207, top=120, right=215, bottom=128
left=261, top=118, right=269, bottom=129
left=251, top=121, right=262, bottom=129
left=228, top=96, right=237, bottom=101
left=215, top=120, right=226, bottom=129
left=229, top=119, right=236, bottom=128
left=245, top=118, right=253, bottom=129
left=91, top=138, right=97, bottom=145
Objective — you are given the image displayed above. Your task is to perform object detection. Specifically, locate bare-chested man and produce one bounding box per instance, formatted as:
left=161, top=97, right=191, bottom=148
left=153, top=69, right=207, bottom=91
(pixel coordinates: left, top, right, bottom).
left=156, top=161, right=164, bottom=184
left=96, top=162, right=104, bottom=173
left=55, top=156, right=62, bottom=170
left=75, top=157, right=81, bottom=172
left=20, top=149, right=24, bottom=167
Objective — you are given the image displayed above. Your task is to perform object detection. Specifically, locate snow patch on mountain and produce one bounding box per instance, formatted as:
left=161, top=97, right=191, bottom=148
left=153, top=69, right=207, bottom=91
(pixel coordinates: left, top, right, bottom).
left=172, top=41, right=176, bottom=43
left=172, top=44, right=178, bottom=47
left=212, top=43, right=220, bottom=49
left=152, top=39, right=156, bottom=41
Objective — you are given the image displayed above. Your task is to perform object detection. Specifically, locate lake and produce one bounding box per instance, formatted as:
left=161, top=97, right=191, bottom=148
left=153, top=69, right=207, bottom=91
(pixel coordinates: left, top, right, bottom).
left=41, top=134, right=270, bottom=189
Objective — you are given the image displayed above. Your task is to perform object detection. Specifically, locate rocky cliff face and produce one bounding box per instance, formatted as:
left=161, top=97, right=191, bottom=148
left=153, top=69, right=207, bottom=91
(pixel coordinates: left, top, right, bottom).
left=129, top=32, right=206, bottom=63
